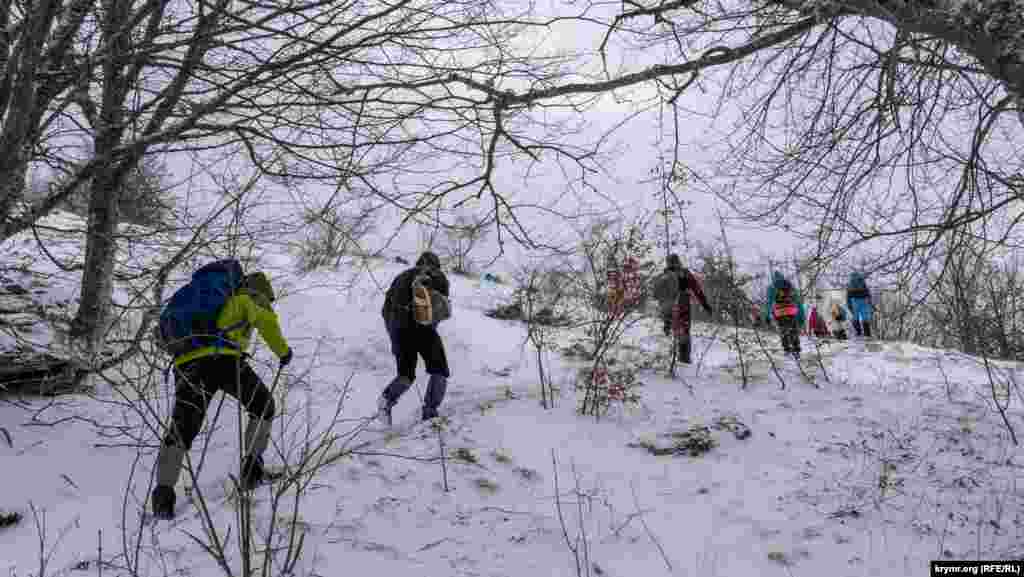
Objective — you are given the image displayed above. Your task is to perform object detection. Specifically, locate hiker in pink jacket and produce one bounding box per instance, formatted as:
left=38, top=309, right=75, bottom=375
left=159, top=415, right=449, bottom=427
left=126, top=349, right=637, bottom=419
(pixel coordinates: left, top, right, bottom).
left=808, top=304, right=829, bottom=338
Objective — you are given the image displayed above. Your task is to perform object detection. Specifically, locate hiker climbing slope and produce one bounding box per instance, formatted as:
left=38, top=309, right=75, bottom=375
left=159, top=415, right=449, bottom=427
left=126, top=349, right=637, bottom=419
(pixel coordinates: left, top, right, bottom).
left=652, top=254, right=712, bottom=364
left=152, top=260, right=293, bottom=520
left=808, top=302, right=829, bottom=338
left=830, top=302, right=849, bottom=340
left=846, top=271, right=874, bottom=338
left=763, top=271, right=805, bottom=359
left=378, top=251, right=452, bottom=424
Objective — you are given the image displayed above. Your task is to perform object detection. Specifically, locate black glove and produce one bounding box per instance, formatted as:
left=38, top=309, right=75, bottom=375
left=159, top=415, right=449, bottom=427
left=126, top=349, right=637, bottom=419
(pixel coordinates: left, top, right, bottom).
left=279, top=348, right=293, bottom=367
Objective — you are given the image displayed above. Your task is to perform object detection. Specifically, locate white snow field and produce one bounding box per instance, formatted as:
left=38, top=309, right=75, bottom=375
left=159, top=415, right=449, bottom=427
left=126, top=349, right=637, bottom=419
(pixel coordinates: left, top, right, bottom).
left=1, top=216, right=1022, bottom=577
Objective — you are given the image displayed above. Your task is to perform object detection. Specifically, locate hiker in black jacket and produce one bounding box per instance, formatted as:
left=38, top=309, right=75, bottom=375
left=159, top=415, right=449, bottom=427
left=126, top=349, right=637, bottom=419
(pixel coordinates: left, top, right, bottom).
left=654, top=254, right=713, bottom=364
left=378, top=251, right=451, bottom=422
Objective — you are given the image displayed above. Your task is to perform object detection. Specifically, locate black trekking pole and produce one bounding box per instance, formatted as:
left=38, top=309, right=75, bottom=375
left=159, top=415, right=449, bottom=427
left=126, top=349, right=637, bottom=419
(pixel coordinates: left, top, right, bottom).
left=268, top=362, right=285, bottom=395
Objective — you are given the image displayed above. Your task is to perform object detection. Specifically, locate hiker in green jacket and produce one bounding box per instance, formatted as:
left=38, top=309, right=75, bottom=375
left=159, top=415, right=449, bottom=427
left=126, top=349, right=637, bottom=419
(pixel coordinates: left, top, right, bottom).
left=152, top=270, right=292, bottom=520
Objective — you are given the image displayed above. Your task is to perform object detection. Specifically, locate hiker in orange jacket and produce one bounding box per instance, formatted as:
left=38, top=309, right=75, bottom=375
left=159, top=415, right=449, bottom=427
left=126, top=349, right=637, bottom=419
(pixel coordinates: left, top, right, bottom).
left=762, top=271, right=805, bottom=358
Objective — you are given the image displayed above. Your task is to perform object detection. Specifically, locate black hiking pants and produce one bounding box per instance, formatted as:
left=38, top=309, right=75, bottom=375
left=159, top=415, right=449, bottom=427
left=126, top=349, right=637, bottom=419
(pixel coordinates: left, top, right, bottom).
left=164, top=355, right=276, bottom=450
left=662, top=306, right=692, bottom=364
left=387, top=321, right=450, bottom=381
left=384, top=320, right=450, bottom=407
left=776, top=316, right=801, bottom=354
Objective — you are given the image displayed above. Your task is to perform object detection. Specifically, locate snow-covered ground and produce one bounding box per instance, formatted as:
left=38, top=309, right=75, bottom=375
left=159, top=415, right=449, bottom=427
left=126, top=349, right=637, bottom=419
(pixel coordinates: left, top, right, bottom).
left=2, top=230, right=1023, bottom=577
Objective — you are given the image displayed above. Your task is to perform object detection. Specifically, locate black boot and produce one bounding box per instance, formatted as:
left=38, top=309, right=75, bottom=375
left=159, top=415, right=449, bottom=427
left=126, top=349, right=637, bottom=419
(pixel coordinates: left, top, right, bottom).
left=851, top=319, right=862, bottom=337
left=863, top=321, right=872, bottom=339
left=152, top=443, right=184, bottom=519
left=679, top=336, right=692, bottom=364
left=151, top=485, right=176, bottom=520
left=424, top=374, right=447, bottom=416
left=382, top=376, right=412, bottom=406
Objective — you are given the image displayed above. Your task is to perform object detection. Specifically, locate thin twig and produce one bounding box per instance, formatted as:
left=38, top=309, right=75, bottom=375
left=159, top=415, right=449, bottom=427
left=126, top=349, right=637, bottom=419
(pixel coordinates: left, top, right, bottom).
left=551, top=450, right=583, bottom=576
left=629, top=482, right=673, bottom=573
left=981, top=355, right=1019, bottom=445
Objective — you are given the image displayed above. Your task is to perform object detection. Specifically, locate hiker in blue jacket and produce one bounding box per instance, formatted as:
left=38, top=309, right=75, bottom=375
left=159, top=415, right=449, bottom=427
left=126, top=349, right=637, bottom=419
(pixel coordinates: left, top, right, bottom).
left=152, top=266, right=292, bottom=520
left=846, top=272, right=874, bottom=338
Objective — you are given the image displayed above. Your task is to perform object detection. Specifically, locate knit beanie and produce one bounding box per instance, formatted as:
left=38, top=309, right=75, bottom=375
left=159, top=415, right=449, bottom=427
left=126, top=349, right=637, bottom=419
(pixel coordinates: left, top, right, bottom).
left=244, top=272, right=276, bottom=303
left=416, top=251, right=441, bottom=269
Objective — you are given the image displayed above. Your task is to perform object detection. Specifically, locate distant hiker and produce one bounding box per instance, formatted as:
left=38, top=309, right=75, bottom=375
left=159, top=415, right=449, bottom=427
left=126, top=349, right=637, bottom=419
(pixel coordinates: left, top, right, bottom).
left=652, top=254, right=712, bottom=364
left=830, top=302, right=848, bottom=340
left=808, top=303, right=829, bottom=338
left=846, top=272, right=874, bottom=338
left=152, top=261, right=293, bottom=520
left=378, top=251, right=452, bottom=424
left=480, top=273, right=496, bottom=291
left=763, top=271, right=805, bottom=359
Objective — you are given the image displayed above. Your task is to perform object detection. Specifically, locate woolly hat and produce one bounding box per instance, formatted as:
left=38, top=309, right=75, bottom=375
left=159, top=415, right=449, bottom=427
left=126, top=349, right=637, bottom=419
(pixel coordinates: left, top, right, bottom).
left=243, top=272, right=275, bottom=303
left=416, top=251, right=441, bottom=269
left=772, top=271, right=786, bottom=286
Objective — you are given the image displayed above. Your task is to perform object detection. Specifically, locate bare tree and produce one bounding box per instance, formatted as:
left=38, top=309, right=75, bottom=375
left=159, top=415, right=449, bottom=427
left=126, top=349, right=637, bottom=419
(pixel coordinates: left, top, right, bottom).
left=57, top=156, right=174, bottom=228
left=566, top=217, right=652, bottom=418
left=693, top=240, right=753, bottom=326
left=443, top=211, right=491, bottom=276
left=917, top=228, right=1024, bottom=360
left=296, top=200, right=378, bottom=272
left=715, top=217, right=756, bottom=388
left=516, top=263, right=573, bottom=409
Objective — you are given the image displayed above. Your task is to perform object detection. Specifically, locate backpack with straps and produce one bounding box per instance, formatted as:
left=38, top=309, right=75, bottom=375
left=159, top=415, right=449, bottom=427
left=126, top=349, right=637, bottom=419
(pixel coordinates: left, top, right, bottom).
left=848, top=272, right=869, bottom=298
left=412, top=268, right=450, bottom=326
left=156, top=259, right=246, bottom=357
left=772, top=279, right=798, bottom=319
left=834, top=305, right=847, bottom=322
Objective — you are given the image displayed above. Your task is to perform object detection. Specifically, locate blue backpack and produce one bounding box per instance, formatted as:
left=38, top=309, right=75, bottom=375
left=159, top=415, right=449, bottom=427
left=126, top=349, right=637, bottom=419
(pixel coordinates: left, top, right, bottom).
left=849, top=272, right=868, bottom=291
left=157, top=259, right=246, bottom=357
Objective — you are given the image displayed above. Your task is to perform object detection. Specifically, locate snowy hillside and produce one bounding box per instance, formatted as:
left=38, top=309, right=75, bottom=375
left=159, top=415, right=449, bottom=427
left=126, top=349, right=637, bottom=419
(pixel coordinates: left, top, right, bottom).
left=1, top=248, right=1023, bottom=577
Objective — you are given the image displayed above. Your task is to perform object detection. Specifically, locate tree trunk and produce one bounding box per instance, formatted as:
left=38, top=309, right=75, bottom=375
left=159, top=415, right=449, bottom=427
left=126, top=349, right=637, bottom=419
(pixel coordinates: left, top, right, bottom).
left=778, top=0, right=1024, bottom=112
left=71, top=169, right=121, bottom=358
left=0, top=0, right=79, bottom=236
left=0, top=158, right=27, bottom=233
left=69, top=0, right=133, bottom=385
